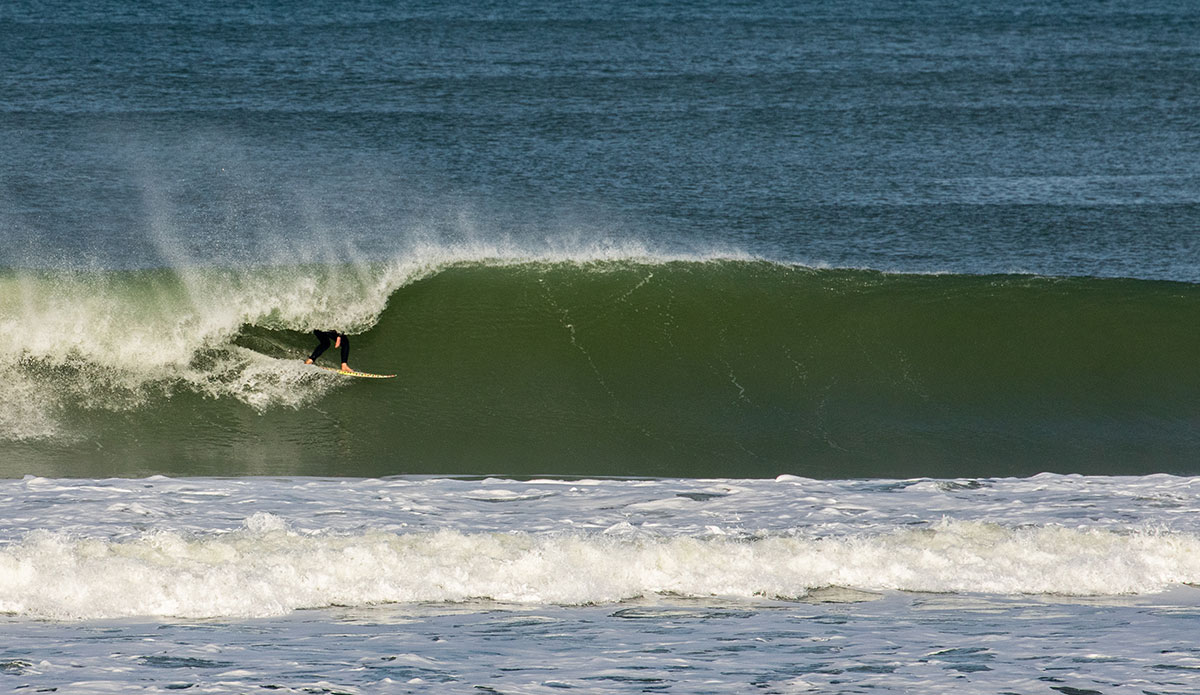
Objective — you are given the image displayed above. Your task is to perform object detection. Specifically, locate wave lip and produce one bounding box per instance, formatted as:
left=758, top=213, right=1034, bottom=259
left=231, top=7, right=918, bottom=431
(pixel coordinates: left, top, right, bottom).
left=3, top=518, right=1198, bottom=620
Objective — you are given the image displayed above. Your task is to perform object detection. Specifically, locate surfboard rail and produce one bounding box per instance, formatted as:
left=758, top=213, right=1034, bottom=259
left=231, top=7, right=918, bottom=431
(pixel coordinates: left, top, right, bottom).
left=313, top=365, right=395, bottom=379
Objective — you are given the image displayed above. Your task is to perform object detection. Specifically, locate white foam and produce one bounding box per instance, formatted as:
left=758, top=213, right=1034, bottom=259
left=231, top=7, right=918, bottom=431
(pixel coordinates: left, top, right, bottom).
left=3, top=519, right=1199, bottom=620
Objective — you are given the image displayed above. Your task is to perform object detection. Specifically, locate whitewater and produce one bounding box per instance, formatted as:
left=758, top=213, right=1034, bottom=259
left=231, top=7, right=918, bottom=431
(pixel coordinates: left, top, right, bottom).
left=6, top=474, right=1200, bottom=693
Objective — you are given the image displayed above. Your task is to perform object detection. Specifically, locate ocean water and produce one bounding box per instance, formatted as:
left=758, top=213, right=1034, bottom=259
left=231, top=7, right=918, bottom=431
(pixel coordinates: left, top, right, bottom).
left=2, top=0, right=1200, bottom=692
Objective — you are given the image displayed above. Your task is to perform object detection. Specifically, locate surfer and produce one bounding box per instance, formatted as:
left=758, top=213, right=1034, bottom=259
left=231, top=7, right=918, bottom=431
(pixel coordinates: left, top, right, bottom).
left=304, top=330, right=351, bottom=372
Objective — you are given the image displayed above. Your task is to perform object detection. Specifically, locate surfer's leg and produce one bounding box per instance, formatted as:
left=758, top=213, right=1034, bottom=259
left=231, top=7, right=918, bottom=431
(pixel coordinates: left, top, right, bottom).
left=307, top=330, right=333, bottom=363
left=339, top=334, right=351, bottom=371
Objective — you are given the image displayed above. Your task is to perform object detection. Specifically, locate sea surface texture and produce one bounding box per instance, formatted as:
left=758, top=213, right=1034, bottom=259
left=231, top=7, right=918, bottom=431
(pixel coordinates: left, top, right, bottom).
left=1, top=0, right=1199, bottom=692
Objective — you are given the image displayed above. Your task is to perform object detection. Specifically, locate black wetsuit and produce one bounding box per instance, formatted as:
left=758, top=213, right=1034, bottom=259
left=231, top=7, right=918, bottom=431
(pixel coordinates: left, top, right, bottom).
left=308, top=330, right=349, bottom=364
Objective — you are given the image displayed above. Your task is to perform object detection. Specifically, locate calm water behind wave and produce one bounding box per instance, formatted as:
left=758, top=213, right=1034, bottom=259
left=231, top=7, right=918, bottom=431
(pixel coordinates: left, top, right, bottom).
left=2, top=0, right=1198, bottom=277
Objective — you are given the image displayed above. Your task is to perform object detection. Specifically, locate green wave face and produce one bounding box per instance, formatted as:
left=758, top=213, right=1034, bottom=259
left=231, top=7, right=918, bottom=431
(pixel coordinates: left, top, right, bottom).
left=5, top=261, right=1199, bottom=478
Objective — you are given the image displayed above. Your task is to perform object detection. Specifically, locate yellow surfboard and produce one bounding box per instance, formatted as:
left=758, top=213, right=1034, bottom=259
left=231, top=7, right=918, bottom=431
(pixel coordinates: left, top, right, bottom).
left=313, top=365, right=396, bottom=379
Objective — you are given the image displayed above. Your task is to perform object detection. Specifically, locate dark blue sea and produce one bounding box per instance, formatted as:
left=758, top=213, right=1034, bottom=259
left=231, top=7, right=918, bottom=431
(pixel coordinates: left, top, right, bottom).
left=2, top=1, right=1200, bottom=692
